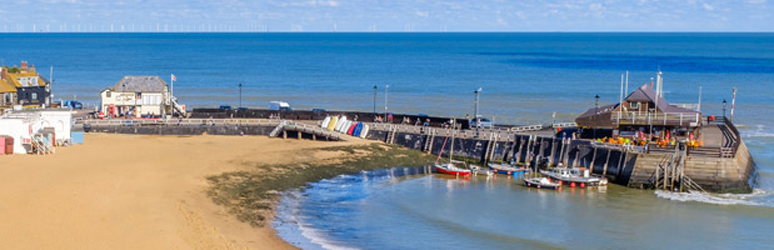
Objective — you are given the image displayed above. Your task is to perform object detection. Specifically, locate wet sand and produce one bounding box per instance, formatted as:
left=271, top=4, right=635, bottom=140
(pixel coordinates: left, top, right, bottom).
left=0, top=133, right=371, bottom=250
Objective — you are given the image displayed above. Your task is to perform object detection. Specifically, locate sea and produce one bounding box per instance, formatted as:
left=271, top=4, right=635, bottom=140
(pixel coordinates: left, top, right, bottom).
left=2, top=32, right=773, bottom=249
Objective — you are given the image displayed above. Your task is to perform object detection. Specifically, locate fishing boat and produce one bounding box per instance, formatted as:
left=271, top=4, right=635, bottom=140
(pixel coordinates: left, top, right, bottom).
left=433, top=121, right=471, bottom=177
left=524, top=177, right=561, bottom=190
left=540, top=167, right=608, bottom=187
left=488, top=163, right=529, bottom=176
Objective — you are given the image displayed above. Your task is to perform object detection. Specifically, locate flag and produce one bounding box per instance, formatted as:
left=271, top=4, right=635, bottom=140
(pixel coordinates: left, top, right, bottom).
left=171, top=74, right=177, bottom=81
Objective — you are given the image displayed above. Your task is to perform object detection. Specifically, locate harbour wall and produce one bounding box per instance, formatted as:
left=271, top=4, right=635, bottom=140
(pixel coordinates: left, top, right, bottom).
left=85, top=120, right=755, bottom=193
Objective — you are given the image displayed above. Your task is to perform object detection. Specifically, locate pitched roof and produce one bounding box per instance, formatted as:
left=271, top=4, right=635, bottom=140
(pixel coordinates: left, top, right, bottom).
left=0, top=79, right=16, bottom=93
left=625, top=83, right=670, bottom=111
left=7, top=72, right=47, bottom=88
left=110, top=76, right=167, bottom=93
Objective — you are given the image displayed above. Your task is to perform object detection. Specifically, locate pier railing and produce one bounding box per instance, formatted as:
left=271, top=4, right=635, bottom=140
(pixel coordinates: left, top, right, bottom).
left=611, top=112, right=701, bottom=127
left=79, top=118, right=284, bottom=127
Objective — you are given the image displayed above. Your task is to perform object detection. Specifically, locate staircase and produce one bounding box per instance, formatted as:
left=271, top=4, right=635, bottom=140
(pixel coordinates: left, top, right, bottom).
left=651, top=142, right=705, bottom=193
left=386, top=126, right=397, bottom=144
left=32, top=134, right=55, bottom=155
left=171, top=97, right=187, bottom=116
left=423, top=129, right=436, bottom=153
left=269, top=120, right=291, bottom=138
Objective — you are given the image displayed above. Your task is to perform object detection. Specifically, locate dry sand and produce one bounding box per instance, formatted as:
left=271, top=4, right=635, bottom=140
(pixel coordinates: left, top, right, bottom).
left=0, top=133, right=371, bottom=250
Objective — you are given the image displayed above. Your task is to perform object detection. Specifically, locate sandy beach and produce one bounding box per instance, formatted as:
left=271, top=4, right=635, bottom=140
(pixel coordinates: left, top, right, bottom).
left=0, top=133, right=374, bottom=250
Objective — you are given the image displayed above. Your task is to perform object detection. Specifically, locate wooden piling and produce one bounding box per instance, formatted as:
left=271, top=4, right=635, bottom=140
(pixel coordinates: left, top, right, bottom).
left=603, top=149, right=611, bottom=176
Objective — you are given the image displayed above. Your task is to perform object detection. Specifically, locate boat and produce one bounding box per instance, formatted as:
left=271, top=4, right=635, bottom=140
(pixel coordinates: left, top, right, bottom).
left=433, top=123, right=471, bottom=177
left=435, top=161, right=472, bottom=176
left=524, top=177, right=561, bottom=190
left=488, top=163, right=529, bottom=176
left=321, top=116, right=331, bottom=128
left=347, top=122, right=357, bottom=135
left=470, top=164, right=494, bottom=176
left=540, top=167, right=608, bottom=187
left=359, top=124, right=370, bottom=139
left=326, top=116, right=338, bottom=131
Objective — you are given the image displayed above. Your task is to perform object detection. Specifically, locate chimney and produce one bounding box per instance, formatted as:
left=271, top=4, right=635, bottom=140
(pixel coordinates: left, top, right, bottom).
left=29, top=64, right=36, bottom=74
left=21, top=61, right=28, bottom=73
left=1, top=67, right=7, bottom=80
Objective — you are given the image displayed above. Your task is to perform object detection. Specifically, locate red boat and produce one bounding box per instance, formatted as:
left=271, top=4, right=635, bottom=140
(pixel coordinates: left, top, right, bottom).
left=434, top=162, right=471, bottom=176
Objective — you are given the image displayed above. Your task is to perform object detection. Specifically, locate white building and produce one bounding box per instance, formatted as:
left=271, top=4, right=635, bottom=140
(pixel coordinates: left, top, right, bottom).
left=0, top=108, right=73, bottom=154
left=100, top=76, right=169, bottom=118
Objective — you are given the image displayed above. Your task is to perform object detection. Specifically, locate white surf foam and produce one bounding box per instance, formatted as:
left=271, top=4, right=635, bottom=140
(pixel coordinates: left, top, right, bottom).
left=655, top=188, right=774, bottom=207
left=741, top=124, right=774, bottom=138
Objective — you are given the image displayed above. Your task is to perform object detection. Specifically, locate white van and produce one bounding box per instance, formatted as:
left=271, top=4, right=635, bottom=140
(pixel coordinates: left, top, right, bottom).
left=269, top=101, right=292, bottom=111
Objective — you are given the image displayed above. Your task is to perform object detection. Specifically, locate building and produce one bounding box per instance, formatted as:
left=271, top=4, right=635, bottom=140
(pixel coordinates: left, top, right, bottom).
left=0, top=70, right=17, bottom=110
left=1, top=61, right=50, bottom=108
left=99, top=76, right=169, bottom=118
left=0, top=109, right=73, bottom=154
left=575, top=83, right=701, bottom=138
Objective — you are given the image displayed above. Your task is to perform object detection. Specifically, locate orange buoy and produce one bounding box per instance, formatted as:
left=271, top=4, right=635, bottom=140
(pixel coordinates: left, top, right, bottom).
left=570, top=182, right=576, bottom=188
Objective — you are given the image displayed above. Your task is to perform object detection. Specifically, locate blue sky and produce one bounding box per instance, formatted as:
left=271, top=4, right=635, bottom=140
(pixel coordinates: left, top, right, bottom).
left=1, top=0, right=772, bottom=32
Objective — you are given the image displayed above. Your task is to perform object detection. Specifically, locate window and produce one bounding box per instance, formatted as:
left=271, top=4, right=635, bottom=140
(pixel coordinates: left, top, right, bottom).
left=630, top=102, right=639, bottom=109
left=31, top=92, right=38, bottom=100
left=106, top=91, right=111, bottom=98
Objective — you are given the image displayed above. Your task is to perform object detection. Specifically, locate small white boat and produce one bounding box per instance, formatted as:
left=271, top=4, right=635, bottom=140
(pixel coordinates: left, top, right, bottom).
left=540, top=167, right=608, bottom=187
left=524, top=177, right=561, bottom=190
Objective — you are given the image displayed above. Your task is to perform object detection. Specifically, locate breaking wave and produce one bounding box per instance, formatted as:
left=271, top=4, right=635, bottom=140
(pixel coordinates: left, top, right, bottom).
left=740, top=125, right=774, bottom=139
left=655, top=189, right=774, bottom=207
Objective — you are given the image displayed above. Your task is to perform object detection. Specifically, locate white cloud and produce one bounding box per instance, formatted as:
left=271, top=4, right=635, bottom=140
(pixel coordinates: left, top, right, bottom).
left=747, top=0, right=767, bottom=3
left=416, top=11, right=429, bottom=17
left=702, top=3, right=715, bottom=11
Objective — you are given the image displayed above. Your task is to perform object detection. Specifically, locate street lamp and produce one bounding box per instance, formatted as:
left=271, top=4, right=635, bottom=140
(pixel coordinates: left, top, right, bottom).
left=722, top=99, right=727, bottom=119
left=122, top=83, right=126, bottom=118
left=238, top=83, right=243, bottom=108
left=372, top=85, right=377, bottom=115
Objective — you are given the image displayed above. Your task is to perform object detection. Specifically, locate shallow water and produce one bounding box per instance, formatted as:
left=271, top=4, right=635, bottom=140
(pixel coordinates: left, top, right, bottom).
left=275, top=169, right=774, bottom=249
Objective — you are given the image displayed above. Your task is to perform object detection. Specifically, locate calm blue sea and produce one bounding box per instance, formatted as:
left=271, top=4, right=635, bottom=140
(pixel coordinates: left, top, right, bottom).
left=2, top=32, right=773, bottom=249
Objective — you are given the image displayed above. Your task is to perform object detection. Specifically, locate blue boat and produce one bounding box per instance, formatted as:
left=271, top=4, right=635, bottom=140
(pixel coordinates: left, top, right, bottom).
left=487, top=163, right=529, bottom=177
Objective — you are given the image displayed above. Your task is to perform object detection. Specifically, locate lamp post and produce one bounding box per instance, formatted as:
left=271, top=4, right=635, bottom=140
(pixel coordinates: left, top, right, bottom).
left=722, top=99, right=727, bottom=119
left=238, top=83, right=243, bottom=108
left=474, top=87, right=482, bottom=137
left=372, top=85, right=377, bottom=115
left=122, top=83, right=126, bottom=118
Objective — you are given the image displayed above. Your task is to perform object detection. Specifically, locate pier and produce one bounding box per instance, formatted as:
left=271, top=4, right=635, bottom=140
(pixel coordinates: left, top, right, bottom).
left=80, top=105, right=756, bottom=193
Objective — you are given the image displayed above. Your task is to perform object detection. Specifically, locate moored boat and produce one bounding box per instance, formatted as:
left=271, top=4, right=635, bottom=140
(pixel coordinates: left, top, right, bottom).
left=434, top=162, right=471, bottom=176
left=540, top=167, right=608, bottom=187
left=524, top=177, right=561, bottom=190
left=488, top=163, right=529, bottom=176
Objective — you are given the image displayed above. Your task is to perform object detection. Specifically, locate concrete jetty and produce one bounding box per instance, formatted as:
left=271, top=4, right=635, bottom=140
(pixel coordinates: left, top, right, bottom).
left=81, top=106, right=756, bottom=193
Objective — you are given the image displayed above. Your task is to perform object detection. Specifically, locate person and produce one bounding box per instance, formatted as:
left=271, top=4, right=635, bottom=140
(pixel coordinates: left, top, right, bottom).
left=423, top=118, right=430, bottom=127
left=415, top=118, right=421, bottom=126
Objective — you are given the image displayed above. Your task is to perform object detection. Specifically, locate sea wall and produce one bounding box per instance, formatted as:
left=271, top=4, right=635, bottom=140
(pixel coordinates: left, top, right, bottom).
left=86, top=122, right=755, bottom=192
left=627, top=141, right=756, bottom=193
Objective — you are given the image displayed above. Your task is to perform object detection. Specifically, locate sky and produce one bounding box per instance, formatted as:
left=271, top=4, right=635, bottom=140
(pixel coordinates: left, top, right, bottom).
left=0, top=0, right=772, bottom=32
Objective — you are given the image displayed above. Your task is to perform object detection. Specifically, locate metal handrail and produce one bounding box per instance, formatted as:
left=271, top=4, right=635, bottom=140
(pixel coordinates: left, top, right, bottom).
left=611, top=112, right=701, bottom=126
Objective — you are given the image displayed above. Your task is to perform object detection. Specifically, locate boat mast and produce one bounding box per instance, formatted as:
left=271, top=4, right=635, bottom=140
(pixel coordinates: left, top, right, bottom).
left=450, top=123, right=455, bottom=161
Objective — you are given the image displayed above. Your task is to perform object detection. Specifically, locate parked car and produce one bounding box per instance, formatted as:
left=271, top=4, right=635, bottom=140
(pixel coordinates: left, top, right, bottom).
left=469, top=117, right=493, bottom=129
left=269, top=101, right=292, bottom=111
left=62, top=100, right=83, bottom=109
